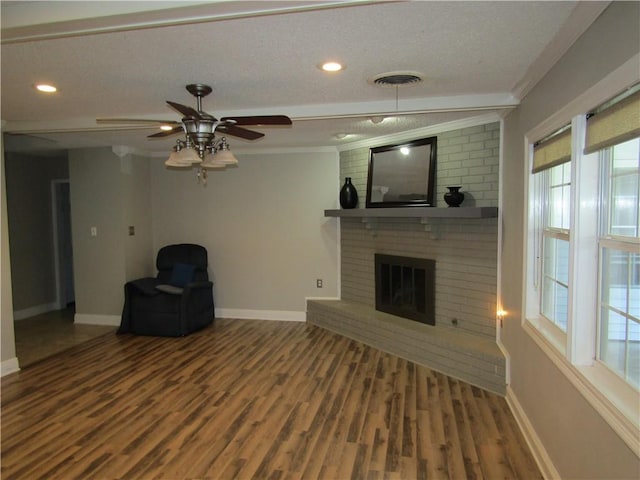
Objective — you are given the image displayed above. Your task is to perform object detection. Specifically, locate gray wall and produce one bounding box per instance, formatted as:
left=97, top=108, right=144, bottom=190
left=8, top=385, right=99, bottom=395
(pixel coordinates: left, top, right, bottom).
left=501, top=2, right=639, bottom=478
left=4, top=152, right=68, bottom=312
left=122, top=154, right=154, bottom=281
left=151, top=150, right=339, bottom=315
left=69, top=148, right=154, bottom=320
left=65, top=147, right=338, bottom=322
left=69, top=148, right=126, bottom=317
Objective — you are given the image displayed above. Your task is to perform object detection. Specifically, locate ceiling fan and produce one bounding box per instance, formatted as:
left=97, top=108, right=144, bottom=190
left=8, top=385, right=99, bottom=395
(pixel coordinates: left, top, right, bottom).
left=96, top=83, right=292, bottom=165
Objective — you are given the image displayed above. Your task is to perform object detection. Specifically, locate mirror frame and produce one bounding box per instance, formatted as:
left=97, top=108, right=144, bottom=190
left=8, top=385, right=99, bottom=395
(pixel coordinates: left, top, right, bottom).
left=365, top=136, right=437, bottom=208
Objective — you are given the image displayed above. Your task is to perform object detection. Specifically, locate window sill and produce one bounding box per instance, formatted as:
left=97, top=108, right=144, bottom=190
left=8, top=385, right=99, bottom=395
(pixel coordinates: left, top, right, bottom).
left=524, top=315, right=566, bottom=355
left=523, top=320, right=639, bottom=456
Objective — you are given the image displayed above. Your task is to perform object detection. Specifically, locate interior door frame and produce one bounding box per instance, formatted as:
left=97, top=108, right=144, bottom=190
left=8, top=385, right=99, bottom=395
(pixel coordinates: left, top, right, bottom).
left=51, top=179, right=74, bottom=309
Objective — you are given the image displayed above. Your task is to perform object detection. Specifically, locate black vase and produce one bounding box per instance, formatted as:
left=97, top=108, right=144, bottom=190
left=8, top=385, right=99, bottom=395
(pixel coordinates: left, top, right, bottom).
left=339, top=177, right=359, bottom=209
left=444, top=186, right=464, bottom=207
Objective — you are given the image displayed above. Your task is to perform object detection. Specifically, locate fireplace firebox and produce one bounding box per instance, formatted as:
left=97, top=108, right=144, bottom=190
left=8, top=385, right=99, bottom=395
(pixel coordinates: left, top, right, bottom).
left=374, top=254, right=435, bottom=325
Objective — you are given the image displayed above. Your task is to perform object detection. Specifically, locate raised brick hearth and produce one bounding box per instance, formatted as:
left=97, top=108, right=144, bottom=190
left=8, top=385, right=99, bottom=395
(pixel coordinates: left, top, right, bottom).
left=307, top=299, right=505, bottom=393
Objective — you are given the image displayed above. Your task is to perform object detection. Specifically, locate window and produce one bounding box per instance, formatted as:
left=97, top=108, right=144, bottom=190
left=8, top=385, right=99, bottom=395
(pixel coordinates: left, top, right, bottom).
left=598, top=138, right=640, bottom=388
left=541, top=162, right=571, bottom=332
left=524, top=82, right=639, bottom=447
left=528, top=126, right=572, bottom=344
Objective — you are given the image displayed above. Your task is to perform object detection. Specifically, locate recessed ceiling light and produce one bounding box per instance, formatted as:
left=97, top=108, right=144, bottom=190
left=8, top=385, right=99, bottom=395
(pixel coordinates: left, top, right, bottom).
left=320, top=62, right=344, bottom=72
left=334, top=133, right=349, bottom=140
left=160, top=125, right=173, bottom=131
left=35, top=84, right=57, bottom=93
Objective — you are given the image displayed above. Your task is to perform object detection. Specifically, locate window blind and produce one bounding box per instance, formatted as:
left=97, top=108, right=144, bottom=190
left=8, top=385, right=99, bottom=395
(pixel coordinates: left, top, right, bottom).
left=532, top=126, right=571, bottom=173
left=585, top=87, right=640, bottom=154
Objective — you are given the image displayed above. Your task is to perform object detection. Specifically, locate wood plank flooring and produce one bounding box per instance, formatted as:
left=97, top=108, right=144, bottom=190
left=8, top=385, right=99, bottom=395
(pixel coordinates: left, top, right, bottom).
left=1, top=319, right=542, bottom=480
left=13, top=306, right=117, bottom=367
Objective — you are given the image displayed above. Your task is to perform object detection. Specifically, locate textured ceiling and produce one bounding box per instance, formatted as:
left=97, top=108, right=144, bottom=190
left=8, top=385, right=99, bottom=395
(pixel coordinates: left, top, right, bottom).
left=1, top=1, right=600, bottom=155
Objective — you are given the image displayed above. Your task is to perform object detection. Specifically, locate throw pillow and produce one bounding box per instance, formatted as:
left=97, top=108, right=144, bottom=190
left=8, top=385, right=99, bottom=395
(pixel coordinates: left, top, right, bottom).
left=169, top=263, right=196, bottom=287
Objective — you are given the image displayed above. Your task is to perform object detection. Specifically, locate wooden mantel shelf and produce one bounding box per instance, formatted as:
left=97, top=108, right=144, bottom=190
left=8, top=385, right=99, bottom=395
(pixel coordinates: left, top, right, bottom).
left=324, top=206, right=498, bottom=219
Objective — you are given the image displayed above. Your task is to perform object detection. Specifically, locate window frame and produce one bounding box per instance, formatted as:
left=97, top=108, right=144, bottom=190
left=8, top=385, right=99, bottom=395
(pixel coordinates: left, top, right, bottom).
left=596, top=138, right=640, bottom=389
left=539, top=162, right=571, bottom=333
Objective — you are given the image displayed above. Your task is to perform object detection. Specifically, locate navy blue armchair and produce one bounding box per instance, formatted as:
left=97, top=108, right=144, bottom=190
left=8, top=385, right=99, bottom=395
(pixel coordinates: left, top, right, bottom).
left=119, top=244, right=214, bottom=336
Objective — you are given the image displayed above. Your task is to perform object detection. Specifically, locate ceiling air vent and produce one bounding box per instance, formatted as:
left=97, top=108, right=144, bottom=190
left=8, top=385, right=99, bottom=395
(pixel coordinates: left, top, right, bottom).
left=369, top=71, right=424, bottom=87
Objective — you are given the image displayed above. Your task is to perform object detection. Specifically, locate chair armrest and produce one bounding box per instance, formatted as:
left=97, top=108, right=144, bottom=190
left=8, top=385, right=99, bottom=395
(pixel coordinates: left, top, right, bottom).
left=183, top=280, right=214, bottom=291
left=181, top=281, right=214, bottom=307
left=126, top=277, right=162, bottom=296
left=180, top=281, right=215, bottom=332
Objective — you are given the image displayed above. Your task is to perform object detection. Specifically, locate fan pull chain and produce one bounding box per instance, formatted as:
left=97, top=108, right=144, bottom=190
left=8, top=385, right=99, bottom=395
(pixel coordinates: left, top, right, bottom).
left=395, top=85, right=399, bottom=112
left=197, top=168, right=208, bottom=186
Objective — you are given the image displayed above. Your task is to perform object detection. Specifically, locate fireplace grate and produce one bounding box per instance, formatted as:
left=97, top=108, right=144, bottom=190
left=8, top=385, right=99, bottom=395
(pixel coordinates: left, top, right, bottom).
left=375, top=254, right=435, bottom=325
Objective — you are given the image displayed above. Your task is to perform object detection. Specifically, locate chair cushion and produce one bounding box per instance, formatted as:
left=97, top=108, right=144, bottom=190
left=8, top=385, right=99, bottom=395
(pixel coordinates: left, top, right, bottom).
left=169, top=263, right=196, bottom=287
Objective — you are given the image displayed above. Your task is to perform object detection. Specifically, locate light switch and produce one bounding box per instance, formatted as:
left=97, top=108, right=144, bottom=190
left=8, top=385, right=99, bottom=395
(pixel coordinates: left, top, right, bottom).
left=90, top=226, right=97, bottom=237
left=128, top=226, right=135, bottom=236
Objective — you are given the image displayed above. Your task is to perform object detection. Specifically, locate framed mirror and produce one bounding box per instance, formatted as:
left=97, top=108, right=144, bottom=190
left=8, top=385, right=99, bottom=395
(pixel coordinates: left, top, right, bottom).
left=365, top=136, right=437, bottom=208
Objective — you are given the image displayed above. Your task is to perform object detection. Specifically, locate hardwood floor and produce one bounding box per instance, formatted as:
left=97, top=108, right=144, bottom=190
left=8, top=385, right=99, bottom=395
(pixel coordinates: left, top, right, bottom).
left=1, top=319, right=542, bottom=480
left=13, top=306, right=117, bottom=367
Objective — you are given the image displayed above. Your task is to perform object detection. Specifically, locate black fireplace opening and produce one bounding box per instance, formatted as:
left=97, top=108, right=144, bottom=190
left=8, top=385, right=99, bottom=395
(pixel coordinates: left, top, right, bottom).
left=375, top=254, right=435, bottom=325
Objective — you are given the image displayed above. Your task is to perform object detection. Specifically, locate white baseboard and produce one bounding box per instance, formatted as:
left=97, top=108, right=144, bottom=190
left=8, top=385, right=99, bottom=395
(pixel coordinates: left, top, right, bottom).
left=1, top=357, right=20, bottom=377
left=505, top=386, right=560, bottom=480
left=216, top=308, right=305, bottom=322
left=74, top=314, right=120, bottom=326
left=76, top=311, right=305, bottom=325
left=13, top=302, right=58, bottom=321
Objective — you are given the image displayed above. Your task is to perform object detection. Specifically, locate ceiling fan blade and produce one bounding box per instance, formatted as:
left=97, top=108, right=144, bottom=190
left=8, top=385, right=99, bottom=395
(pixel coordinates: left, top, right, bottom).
left=96, top=118, right=179, bottom=125
left=147, top=126, right=184, bottom=138
left=217, top=124, right=265, bottom=140
left=166, top=101, right=201, bottom=118
left=220, top=115, right=292, bottom=126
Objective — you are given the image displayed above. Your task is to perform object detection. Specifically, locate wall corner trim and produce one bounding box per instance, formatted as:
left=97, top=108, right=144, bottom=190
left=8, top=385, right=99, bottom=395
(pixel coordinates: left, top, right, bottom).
left=1, top=357, right=20, bottom=377
left=74, top=314, right=120, bottom=326
left=505, top=386, right=560, bottom=480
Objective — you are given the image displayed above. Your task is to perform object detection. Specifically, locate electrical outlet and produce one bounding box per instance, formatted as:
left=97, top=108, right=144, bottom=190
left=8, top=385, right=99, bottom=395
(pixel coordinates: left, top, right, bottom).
left=90, top=226, right=97, bottom=237
left=316, top=279, right=323, bottom=288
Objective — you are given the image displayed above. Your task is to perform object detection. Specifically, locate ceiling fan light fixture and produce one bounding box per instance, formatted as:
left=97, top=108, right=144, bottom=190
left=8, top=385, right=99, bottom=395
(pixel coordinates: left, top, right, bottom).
left=105, top=83, right=289, bottom=182
left=201, top=154, right=226, bottom=169
left=212, top=138, right=238, bottom=165
left=165, top=149, right=190, bottom=168
left=212, top=149, right=238, bottom=165
left=177, top=146, right=202, bottom=165
left=200, top=144, right=224, bottom=169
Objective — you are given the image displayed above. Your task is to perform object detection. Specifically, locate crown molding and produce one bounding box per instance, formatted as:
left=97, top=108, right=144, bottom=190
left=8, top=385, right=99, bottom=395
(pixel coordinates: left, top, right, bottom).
left=336, top=113, right=501, bottom=152
left=1, top=0, right=377, bottom=44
